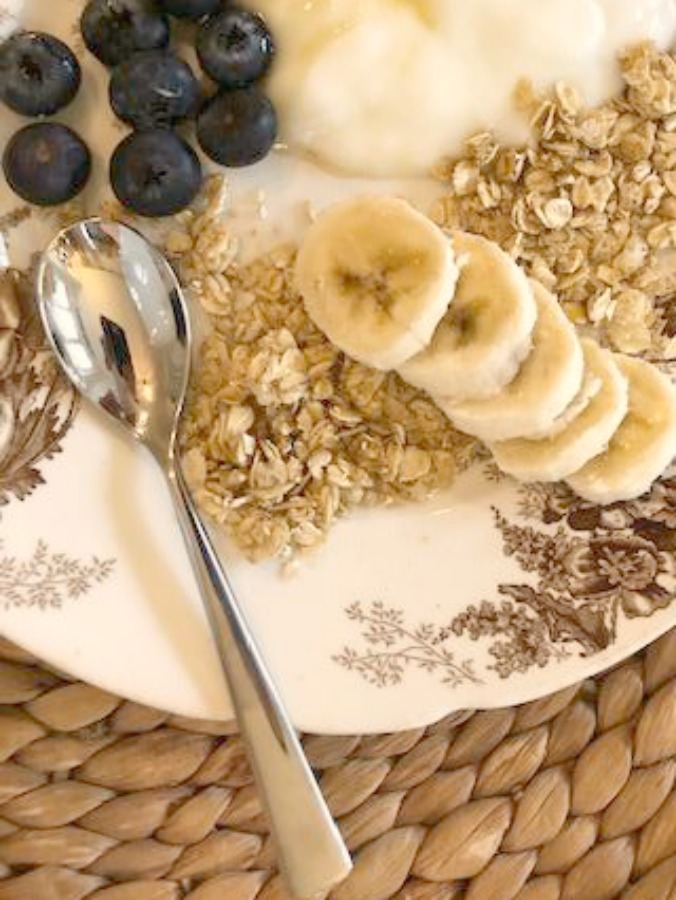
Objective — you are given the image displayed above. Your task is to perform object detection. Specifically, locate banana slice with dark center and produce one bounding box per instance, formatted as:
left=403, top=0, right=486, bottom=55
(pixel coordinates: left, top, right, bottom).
left=398, top=231, right=537, bottom=402
left=295, top=196, right=458, bottom=370
left=442, top=281, right=584, bottom=441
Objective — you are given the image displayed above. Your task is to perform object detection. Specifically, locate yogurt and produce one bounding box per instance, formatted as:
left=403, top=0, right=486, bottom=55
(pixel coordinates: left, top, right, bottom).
left=248, top=0, right=676, bottom=176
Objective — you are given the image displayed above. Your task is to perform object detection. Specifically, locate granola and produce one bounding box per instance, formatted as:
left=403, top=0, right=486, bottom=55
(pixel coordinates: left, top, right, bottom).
left=432, top=42, right=675, bottom=363
left=174, top=181, right=475, bottom=563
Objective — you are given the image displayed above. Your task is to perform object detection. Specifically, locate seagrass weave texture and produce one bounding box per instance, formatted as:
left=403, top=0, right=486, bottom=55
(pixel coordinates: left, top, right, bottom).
left=0, top=632, right=674, bottom=900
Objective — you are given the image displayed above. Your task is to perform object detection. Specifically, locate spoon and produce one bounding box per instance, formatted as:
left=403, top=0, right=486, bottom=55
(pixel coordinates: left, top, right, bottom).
left=37, top=218, right=352, bottom=899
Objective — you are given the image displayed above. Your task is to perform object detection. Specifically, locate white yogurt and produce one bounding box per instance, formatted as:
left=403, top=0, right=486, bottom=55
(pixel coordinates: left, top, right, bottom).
left=249, top=0, right=676, bottom=176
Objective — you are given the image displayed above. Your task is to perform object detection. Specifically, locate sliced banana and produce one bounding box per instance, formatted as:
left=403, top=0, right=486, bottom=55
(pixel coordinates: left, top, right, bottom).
left=524, top=358, right=603, bottom=441
left=398, top=231, right=536, bottom=402
left=567, top=356, right=676, bottom=504
left=490, top=339, right=629, bottom=482
left=442, top=281, right=584, bottom=442
left=295, top=196, right=458, bottom=371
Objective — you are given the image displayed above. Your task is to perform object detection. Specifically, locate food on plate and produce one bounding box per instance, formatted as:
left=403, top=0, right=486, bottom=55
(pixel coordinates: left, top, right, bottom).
left=567, top=356, right=676, bottom=504
left=248, top=0, right=676, bottom=175
left=443, top=281, right=584, bottom=441
left=1, top=0, right=673, bottom=563
left=196, top=87, right=278, bottom=167
left=491, top=339, right=630, bottom=482
left=0, top=31, right=81, bottom=117
left=432, top=43, right=674, bottom=367
left=297, top=195, right=673, bottom=505
left=295, top=196, right=458, bottom=370
left=176, top=33, right=673, bottom=563
left=398, top=231, right=536, bottom=401
left=110, top=130, right=202, bottom=217
left=177, top=180, right=473, bottom=564
left=159, top=0, right=221, bottom=19
left=2, top=123, right=91, bottom=206
left=81, top=0, right=170, bottom=67
left=109, top=50, right=201, bottom=129
left=196, top=6, right=275, bottom=88
left=176, top=45, right=674, bottom=562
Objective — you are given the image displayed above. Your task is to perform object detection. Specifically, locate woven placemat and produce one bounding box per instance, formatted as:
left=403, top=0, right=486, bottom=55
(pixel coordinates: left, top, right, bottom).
left=0, top=633, right=674, bottom=900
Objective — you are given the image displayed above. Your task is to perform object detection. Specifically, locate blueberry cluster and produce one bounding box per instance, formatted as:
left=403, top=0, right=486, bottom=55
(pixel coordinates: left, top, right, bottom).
left=0, top=32, right=91, bottom=205
left=1, top=0, right=277, bottom=217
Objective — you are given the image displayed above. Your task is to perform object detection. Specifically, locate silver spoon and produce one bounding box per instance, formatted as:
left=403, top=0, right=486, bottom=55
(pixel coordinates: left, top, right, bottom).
left=37, top=218, right=352, bottom=899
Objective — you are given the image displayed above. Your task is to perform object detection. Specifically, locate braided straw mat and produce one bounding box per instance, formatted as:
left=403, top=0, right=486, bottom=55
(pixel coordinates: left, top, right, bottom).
left=0, top=631, right=675, bottom=900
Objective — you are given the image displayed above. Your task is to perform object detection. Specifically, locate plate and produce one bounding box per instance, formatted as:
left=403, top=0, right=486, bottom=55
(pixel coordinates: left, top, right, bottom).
left=1, top=0, right=674, bottom=733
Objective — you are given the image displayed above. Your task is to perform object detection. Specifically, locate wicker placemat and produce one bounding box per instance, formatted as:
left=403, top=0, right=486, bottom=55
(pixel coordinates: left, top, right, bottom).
left=0, top=632, right=674, bottom=900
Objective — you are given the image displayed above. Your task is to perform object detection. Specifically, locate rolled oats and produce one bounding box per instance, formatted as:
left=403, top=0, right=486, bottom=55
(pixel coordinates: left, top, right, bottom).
left=536, top=197, right=574, bottom=230
left=608, top=289, right=653, bottom=353
left=434, top=43, right=675, bottom=360
left=587, top=288, right=615, bottom=325
left=174, top=181, right=475, bottom=563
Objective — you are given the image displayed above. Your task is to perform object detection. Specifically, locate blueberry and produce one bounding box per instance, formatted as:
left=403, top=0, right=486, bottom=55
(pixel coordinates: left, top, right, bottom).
left=110, top=130, right=202, bottom=217
left=81, top=0, right=170, bottom=68
left=110, top=51, right=201, bottom=128
left=197, top=87, right=276, bottom=167
left=0, top=31, right=81, bottom=117
left=2, top=123, right=91, bottom=206
left=158, top=0, right=221, bottom=20
left=196, top=7, right=274, bottom=88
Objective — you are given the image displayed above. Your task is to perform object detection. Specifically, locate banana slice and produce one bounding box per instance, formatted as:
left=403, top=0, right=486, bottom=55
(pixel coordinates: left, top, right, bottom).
left=295, top=196, right=458, bottom=370
left=398, top=231, right=536, bottom=401
left=490, top=339, right=629, bottom=482
left=442, top=281, right=584, bottom=441
left=567, top=356, right=676, bottom=504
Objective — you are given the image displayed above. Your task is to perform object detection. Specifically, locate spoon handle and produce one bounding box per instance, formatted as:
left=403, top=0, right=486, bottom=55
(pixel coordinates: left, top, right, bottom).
left=166, top=462, right=352, bottom=899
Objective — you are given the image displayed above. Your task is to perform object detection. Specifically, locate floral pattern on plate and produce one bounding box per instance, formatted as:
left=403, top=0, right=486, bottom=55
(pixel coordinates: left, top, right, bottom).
left=335, top=469, right=676, bottom=688
left=451, top=470, right=676, bottom=678
left=0, top=269, right=78, bottom=506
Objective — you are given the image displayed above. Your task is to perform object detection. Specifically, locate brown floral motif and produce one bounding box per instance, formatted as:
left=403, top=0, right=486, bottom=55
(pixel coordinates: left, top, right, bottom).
left=334, top=601, right=481, bottom=688
left=451, top=469, right=676, bottom=678
left=0, top=540, right=115, bottom=610
left=0, top=269, right=78, bottom=506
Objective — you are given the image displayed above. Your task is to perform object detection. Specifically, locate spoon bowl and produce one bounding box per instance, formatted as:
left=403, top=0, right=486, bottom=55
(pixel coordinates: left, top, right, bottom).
left=38, top=218, right=352, bottom=899
left=38, top=218, right=188, bottom=458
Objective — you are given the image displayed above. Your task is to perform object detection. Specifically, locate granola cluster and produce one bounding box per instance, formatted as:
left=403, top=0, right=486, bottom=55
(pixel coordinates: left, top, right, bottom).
left=173, top=181, right=474, bottom=563
left=433, top=43, right=675, bottom=359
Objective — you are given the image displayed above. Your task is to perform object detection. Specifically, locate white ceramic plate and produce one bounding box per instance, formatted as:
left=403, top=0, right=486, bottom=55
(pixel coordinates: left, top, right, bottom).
left=1, top=0, right=674, bottom=733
